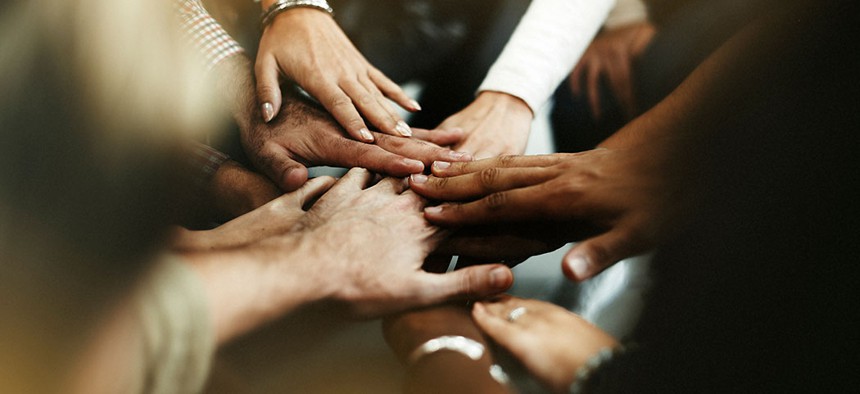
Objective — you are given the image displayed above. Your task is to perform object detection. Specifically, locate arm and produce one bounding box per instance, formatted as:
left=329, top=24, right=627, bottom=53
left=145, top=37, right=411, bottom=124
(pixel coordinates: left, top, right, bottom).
left=436, top=0, right=615, bottom=158
left=182, top=168, right=515, bottom=344
left=383, top=305, right=511, bottom=394
left=410, top=16, right=778, bottom=280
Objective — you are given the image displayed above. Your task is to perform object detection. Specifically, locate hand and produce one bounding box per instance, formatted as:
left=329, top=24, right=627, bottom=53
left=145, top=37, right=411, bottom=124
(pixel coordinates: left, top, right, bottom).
left=570, top=22, right=656, bottom=120
left=434, top=224, right=568, bottom=265
left=256, top=7, right=418, bottom=140
left=242, top=84, right=472, bottom=191
left=472, top=296, right=617, bottom=393
left=202, top=160, right=283, bottom=222
left=435, top=92, right=534, bottom=160
left=409, top=146, right=684, bottom=281
left=288, top=168, right=514, bottom=318
left=172, top=176, right=335, bottom=251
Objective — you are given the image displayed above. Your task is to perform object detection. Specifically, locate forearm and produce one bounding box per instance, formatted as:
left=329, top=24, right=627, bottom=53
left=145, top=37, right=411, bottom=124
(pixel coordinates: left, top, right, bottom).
left=478, top=0, right=614, bottom=113
left=180, top=236, right=329, bottom=344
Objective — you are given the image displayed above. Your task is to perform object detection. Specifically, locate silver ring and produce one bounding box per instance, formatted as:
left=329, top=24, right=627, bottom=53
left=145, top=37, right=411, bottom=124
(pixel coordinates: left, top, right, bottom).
left=507, top=306, right=527, bottom=323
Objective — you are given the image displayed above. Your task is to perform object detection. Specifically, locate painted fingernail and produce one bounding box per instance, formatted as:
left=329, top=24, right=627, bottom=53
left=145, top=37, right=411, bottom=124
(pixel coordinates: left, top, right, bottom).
left=490, top=267, right=511, bottom=289
left=433, top=161, right=451, bottom=170
left=395, top=121, right=413, bottom=137
left=410, top=174, right=428, bottom=184
left=424, top=206, right=443, bottom=215
left=261, top=102, right=275, bottom=123
left=409, top=100, right=422, bottom=111
left=448, top=151, right=471, bottom=161
left=567, top=255, right=590, bottom=280
left=359, top=128, right=374, bottom=142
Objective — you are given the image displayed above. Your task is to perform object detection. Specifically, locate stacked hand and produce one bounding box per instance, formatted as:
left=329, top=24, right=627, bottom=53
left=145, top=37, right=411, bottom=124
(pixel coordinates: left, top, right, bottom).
left=409, top=145, right=683, bottom=281
left=256, top=7, right=419, bottom=141
left=571, top=22, right=656, bottom=120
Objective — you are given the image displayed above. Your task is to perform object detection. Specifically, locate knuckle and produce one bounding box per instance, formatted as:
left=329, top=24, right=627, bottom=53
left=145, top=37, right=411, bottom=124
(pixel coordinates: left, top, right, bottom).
left=478, top=168, right=500, bottom=189
left=484, top=192, right=508, bottom=211
left=328, top=95, right=352, bottom=109
left=497, top=155, right=517, bottom=167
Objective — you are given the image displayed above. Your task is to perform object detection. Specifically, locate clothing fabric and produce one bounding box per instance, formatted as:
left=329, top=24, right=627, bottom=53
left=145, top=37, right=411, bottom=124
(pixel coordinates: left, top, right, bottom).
left=175, top=0, right=244, bottom=70
left=604, top=0, right=649, bottom=30
left=129, top=256, right=215, bottom=394
left=477, top=0, right=615, bottom=113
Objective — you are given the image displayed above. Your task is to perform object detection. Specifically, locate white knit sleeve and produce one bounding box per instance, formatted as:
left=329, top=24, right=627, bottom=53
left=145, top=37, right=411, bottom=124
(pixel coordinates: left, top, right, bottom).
left=477, top=0, right=615, bottom=113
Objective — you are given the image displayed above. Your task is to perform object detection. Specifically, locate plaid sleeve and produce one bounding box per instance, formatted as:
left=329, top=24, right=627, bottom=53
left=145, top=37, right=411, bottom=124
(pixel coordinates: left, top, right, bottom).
left=175, top=0, right=244, bottom=70
left=187, top=142, right=230, bottom=188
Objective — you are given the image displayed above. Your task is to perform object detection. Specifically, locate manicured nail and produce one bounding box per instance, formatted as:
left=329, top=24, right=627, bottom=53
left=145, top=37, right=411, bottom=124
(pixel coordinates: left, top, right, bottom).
left=448, top=151, right=471, bottom=161
left=433, top=161, right=451, bottom=170
left=409, top=100, right=422, bottom=111
left=567, top=255, right=590, bottom=279
left=425, top=206, right=443, bottom=215
left=395, top=121, right=412, bottom=137
left=262, top=102, right=274, bottom=122
left=359, top=128, right=374, bottom=142
left=410, top=174, right=428, bottom=184
left=490, top=267, right=510, bottom=289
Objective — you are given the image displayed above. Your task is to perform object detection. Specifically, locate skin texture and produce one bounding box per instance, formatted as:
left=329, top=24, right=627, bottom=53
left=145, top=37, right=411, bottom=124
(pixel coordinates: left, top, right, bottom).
left=409, top=145, right=684, bottom=281
left=199, top=159, right=282, bottom=222
left=434, top=91, right=534, bottom=160
left=183, top=168, right=515, bottom=344
left=217, top=55, right=470, bottom=192
left=472, top=296, right=618, bottom=393
left=571, top=21, right=656, bottom=120
left=255, top=6, right=418, bottom=140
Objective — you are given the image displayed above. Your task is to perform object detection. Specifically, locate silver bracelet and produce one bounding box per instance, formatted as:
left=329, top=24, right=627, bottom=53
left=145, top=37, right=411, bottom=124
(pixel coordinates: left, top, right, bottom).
left=261, top=0, right=334, bottom=27
left=407, top=335, right=485, bottom=365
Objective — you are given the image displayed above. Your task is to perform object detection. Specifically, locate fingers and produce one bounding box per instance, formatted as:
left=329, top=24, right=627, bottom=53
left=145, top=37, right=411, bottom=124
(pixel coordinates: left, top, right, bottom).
left=409, top=167, right=552, bottom=201
left=340, top=78, right=411, bottom=138
left=369, top=176, right=409, bottom=195
left=315, top=83, right=374, bottom=142
left=411, top=127, right=465, bottom=147
left=605, top=53, right=637, bottom=119
left=255, top=56, right=283, bottom=123
left=430, top=154, right=566, bottom=177
left=257, top=143, right=309, bottom=191
left=330, top=167, right=374, bottom=192
left=587, top=59, right=603, bottom=120
left=561, top=227, right=640, bottom=282
left=369, top=67, right=420, bottom=112
left=416, top=264, right=514, bottom=304
left=470, top=301, right=524, bottom=350
left=289, top=175, right=336, bottom=207
left=324, top=139, right=425, bottom=176
left=422, top=185, right=549, bottom=226
left=374, top=133, right=472, bottom=168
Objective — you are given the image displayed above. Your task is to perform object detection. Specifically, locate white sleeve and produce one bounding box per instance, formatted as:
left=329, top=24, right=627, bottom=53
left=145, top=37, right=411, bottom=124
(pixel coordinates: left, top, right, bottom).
left=477, top=0, right=616, bottom=113
left=604, top=0, right=649, bottom=30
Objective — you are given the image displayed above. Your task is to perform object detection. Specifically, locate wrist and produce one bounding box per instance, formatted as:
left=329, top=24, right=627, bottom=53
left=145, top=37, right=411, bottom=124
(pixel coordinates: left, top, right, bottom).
left=475, top=91, right=534, bottom=119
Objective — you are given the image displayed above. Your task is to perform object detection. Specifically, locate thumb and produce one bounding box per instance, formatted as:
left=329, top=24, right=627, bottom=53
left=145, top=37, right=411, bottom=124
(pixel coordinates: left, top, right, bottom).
left=289, top=175, right=336, bottom=207
left=562, top=230, right=636, bottom=282
left=255, top=56, right=283, bottom=123
left=418, top=264, right=513, bottom=304
left=259, top=143, right=309, bottom=192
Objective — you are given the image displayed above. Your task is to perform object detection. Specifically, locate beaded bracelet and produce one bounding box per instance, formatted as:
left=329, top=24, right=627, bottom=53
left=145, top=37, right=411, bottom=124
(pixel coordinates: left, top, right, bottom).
left=261, top=0, right=334, bottom=28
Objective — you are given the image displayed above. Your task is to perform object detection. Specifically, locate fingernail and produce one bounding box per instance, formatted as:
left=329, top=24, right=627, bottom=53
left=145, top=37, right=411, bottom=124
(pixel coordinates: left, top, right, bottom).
left=490, top=267, right=510, bottom=289
left=433, top=161, right=451, bottom=170
left=409, top=100, right=422, bottom=111
left=403, top=158, right=424, bottom=171
left=395, top=121, right=412, bottom=137
left=359, top=128, right=374, bottom=142
left=448, top=151, right=471, bottom=161
left=567, top=255, right=590, bottom=280
left=262, top=102, right=274, bottom=122
left=424, top=206, right=443, bottom=215
left=410, top=174, right=428, bottom=184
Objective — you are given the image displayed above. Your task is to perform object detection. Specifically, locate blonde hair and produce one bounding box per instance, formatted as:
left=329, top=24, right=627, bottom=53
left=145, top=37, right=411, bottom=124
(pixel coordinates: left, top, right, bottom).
left=0, top=0, right=223, bottom=391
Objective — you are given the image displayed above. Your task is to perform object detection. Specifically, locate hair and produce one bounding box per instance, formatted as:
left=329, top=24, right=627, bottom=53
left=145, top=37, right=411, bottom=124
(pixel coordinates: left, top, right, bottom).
left=0, top=0, right=220, bottom=391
